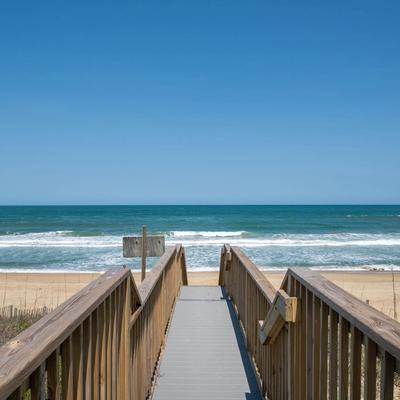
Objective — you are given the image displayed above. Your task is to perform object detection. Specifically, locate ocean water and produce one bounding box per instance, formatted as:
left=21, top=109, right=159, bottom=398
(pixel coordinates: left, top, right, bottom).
left=0, top=205, right=400, bottom=272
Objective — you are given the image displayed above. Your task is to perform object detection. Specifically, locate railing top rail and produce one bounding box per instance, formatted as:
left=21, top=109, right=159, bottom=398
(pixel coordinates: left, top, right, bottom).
left=289, top=267, right=400, bottom=360
left=138, top=245, right=179, bottom=303
left=0, top=267, right=132, bottom=397
left=230, top=246, right=276, bottom=304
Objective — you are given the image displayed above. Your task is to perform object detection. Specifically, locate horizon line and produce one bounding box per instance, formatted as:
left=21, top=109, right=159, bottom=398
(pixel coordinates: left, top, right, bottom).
left=0, top=203, right=399, bottom=207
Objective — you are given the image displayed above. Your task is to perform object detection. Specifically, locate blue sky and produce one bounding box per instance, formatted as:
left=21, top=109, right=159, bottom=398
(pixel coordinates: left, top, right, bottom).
left=0, top=1, right=399, bottom=204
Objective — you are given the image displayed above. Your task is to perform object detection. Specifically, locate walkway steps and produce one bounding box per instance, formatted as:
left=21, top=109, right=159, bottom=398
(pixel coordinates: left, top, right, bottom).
left=152, top=286, right=262, bottom=400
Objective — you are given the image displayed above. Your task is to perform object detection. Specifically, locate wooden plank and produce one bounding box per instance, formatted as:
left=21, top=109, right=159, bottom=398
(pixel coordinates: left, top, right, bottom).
left=61, top=336, right=73, bottom=400
left=300, top=285, right=306, bottom=399
left=122, top=235, right=165, bottom=258
left=275, top=290, right=298, bottom=322
left=46, top=348, right=61, bottom=400
left=111, top=289, right=118, bottom=400
left=141, top=226, right=147, bottom=281
left=99, top=302, right=107, bottom=400
left=178, top=246, right=188, bottom=285
left=92, top=308, right=100, bottom=400
left=380, top=351, right=394, bottom=400
left=29, top=363, right=46, bottom=400
left=287, top=276, right=295, bottom=400
left=259, top=289, right=297, bottom=345
left=123, top=278, right=132, bottom=400
left=364, top=336, right=377, bottom=400
left=72, top=326, right=83, bottom=400
left=83, top=315, right=93, bottom=400
left=0, top=268, right=131, bottom=399
left=329, top=308, right=338, bottom=400
left=259, top=309, right=284, bottom=345
left=349, top=326, right=362, bottom=400
left=306, top=290, right=313, bottom=399
left=339, top=317, right=349, bottom=400
left=319, top=302, right=329, bottom=400
left=312, top=295, right=321, bottom=400
left=106, top=297, right=112, bottom=400
left=225, top=247, right=232, bottom=271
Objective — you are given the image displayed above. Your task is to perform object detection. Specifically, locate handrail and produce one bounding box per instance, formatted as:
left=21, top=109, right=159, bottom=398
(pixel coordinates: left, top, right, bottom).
left=138, top=245, right=187, bottom=303
left=289, top=267, right=400, bottom=361
left=128, top=244, right=187, bottom=399
left=219, top=244, right=282, bottom=397
left=231, top=246, right=276, bottom=303
left=283, top=267, right=400, bottom=399
left=0, top=244, right=187, bottom=400
left=219, top=245, right=400, bottom=399
left=0, top=268, right=135, bottom=399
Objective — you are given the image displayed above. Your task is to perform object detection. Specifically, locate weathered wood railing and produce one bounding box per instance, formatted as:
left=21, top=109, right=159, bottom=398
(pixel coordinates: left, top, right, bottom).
left=219, top=244, right=400, bottom=400
left=0, top=244, right=187, bottom=400
left=283, top=268, right=400, bottom=400
left=219, top=245, right=287, bottom=398
left=130, top=245, right=187, bottom=399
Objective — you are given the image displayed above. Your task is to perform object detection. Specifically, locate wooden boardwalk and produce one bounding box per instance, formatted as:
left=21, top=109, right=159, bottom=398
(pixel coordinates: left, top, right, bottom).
left=2, top=245, right=400, bottom=399
left=152, top=286, right=262, bottom=400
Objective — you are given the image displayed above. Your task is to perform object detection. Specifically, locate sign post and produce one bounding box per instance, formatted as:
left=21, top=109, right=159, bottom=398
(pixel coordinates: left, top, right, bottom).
left=141, top=225, right=147, bottom=281
left=123, top=226, right=165, bottom=282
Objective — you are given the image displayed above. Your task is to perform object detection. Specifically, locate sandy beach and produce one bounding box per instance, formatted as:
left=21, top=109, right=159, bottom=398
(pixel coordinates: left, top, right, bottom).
left=1, top=270, right=399, bottom=321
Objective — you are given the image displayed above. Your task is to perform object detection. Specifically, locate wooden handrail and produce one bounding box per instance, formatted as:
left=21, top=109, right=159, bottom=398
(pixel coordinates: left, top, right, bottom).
left=219, top=245, right=282, bottom=396
left=283, top=268, right=400, bottom=399
left=0, top=244, right=188, bottom=400
left=128, top=244, right=187, bottom=399
left=219, top=245, right=400, bottom=399
left=230, top=246, right=276, bottom=303
left=137, top=246, right=176, bottom=302
left=0, top=268, right=134, bottom=399
left=288, top=267, right=400, bottom=361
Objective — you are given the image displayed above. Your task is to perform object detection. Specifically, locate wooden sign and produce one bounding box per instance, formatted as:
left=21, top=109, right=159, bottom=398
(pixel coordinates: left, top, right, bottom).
left=123, top=226, right=165, bottom=282
left=123, top=236, right=165, bottom=258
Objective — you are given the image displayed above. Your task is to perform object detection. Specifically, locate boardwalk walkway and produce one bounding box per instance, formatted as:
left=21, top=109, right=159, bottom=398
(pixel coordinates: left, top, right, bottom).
left=152, top=286, right=262, bottom=400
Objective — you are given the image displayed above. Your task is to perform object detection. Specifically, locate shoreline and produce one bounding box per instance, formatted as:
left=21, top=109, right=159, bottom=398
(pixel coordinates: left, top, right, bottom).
left=0, top=267, right=399, bottom=274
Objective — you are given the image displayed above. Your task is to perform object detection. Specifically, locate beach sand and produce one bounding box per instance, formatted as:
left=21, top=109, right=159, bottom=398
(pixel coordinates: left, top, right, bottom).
left=1, top=270, right=399, bottom=321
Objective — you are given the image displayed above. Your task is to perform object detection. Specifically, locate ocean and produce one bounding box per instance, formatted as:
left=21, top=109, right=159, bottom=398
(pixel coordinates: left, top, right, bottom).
left=0, top=205, right=399, bottom=273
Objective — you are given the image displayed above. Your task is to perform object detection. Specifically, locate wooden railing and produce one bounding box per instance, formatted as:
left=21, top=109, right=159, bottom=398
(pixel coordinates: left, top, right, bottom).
left=0, top=244, right=187, bottom=400
left=130, top=245, right=187, bottom=399
left=283, top=268, right=400, bottom=400
left=219, top=245, right=400, bottom=400
left=219, top=245, right=286, bottom=398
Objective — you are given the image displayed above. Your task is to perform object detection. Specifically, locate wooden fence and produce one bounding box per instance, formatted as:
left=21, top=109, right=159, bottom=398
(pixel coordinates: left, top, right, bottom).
left=0, top=244, right=187, bottom=400
left=0, top=305, right=53, bottom=320
left=219, top=244, right=400, bottom=400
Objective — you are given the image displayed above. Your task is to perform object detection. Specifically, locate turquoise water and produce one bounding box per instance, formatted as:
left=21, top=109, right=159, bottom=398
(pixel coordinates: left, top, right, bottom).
left=0, top=205, right=400, bottom=272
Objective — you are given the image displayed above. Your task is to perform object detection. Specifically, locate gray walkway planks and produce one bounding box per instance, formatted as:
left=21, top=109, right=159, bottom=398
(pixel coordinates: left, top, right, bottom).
left=152, top=286, right=262, bottom=400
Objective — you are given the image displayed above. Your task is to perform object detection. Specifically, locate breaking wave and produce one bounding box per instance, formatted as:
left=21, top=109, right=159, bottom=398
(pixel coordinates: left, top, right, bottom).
left=1, top=231, right=400, bottom=249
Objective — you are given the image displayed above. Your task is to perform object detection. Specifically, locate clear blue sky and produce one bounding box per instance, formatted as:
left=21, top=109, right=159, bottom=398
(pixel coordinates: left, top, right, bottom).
left=0, top=1, right=399, bottom=205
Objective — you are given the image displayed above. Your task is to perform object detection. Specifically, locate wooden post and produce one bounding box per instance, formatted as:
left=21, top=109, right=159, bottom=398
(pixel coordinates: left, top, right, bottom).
left=141, top=225, right=147, bottom=282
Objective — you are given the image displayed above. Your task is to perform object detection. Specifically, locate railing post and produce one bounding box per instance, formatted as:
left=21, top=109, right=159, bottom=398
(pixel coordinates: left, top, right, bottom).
left=287, top=275, right=294, bottom=400
left=123, top=277, right=131, bottom=400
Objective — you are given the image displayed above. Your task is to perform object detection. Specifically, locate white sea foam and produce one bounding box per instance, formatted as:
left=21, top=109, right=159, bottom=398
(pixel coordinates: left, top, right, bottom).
left=0, top=268, right=106, bottom=274
left=169, top=231, right=246, bottom=238
left=1, top=231, right=400, bottom=248
left=0, top=231, right=120, bottom=248
left=168, top=233, right=400, bottom=247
